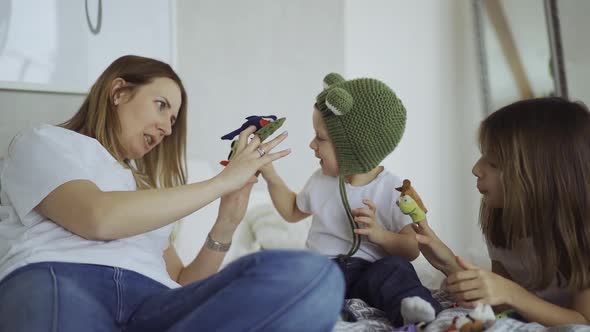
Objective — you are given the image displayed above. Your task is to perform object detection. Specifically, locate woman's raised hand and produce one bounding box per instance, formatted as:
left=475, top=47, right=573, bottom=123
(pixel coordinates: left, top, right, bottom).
left=216, top=125, right=290, bottom=193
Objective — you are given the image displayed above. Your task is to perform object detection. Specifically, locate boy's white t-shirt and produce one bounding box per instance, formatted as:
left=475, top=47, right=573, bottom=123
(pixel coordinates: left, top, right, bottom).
left=0, top=125, right=179, bottom=288
left=296, top=168, right=412, bottom=262
left=487, top=239, right=573, bottom=307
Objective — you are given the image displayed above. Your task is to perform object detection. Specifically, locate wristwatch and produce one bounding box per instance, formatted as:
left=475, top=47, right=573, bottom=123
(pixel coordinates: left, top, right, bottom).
left=205, top=233, right=231, bottom=252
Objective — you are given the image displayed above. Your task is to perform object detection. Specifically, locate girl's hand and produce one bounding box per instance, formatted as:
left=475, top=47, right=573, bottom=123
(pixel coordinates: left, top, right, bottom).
left=352, top=200, right=387, bottom=244
left=412, top=220, right=461, bottom=275
left=445, top=257, right=519, bottom=308
left=217, top=126, right=290, bottom=193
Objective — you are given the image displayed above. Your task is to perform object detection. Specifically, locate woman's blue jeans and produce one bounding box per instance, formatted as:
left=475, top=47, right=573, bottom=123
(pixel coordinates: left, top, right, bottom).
left=0, top=250, right=344, bottom=332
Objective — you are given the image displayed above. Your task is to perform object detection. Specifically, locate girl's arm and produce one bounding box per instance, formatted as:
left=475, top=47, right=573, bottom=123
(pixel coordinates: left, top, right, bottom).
left=412, top=220, right=462, bottom=276
left=447, top=258, right=590, bottom=325
left=490, top=260, right=513, bottom=314
left=260, top=164, right=310, bottom=223
left=507, top=284, right=590, bottom=325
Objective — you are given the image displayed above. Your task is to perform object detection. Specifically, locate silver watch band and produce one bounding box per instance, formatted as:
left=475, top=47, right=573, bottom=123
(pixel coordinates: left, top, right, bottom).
left=205, top=233, right=231, bottom=252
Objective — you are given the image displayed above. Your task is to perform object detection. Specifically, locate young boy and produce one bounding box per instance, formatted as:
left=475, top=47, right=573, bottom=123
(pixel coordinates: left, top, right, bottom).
left=260, top=73, right=441, bottom=326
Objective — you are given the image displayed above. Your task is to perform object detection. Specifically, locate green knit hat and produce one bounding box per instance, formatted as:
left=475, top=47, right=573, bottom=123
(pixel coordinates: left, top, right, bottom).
left=316, top=73, right=407, bottom=176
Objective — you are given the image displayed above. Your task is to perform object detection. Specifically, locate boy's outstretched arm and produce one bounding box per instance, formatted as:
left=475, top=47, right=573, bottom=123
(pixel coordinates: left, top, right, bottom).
left=261, top=164, right=310, bottom=223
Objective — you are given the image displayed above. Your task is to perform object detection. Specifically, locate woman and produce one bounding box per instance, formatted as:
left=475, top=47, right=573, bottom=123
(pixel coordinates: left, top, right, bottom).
left=0, top=55, right=344, bottom=332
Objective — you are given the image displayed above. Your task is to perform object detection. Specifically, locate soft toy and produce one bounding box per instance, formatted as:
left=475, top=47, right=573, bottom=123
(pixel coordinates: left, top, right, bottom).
left=395, top=179, right=427, bottom=223
left=443, top=304, right=496, bottom=332
left=220, top=115, right=286, bottom=166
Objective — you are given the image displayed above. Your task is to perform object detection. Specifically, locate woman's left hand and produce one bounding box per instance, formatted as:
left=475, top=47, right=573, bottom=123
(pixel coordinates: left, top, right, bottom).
left=445, top=256, right=519, bottom=308
left=210, top=175, right=257, bottom=243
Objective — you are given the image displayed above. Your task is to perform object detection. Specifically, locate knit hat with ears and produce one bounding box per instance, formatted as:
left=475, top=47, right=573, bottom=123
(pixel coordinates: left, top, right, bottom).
left=315, top=73, right=407, bottom=176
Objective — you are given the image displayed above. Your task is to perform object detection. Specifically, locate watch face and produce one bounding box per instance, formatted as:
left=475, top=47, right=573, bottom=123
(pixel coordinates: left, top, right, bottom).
left=206, top=234, right=231, bottom=252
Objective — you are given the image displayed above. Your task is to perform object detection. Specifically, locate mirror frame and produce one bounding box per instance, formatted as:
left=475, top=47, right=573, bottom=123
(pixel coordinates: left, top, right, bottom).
left=472, top=0, right=569, bottom=115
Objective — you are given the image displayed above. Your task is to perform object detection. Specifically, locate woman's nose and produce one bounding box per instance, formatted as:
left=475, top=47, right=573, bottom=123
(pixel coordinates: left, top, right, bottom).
left=158, top=121, right=172, bottom=136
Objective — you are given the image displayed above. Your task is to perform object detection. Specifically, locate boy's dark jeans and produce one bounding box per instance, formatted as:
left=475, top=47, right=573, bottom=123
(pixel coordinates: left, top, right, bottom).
left=334, top=255, right=442, bottom=326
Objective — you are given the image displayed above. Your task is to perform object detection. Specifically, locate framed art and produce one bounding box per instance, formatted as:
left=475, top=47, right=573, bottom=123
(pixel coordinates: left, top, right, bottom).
left=0, top=0, right=176, bottom=94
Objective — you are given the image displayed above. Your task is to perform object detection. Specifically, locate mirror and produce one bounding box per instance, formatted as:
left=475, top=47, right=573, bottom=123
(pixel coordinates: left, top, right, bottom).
left=557, top=0, right=590, bottom=105
left=473, top=0, right=568, bottom=114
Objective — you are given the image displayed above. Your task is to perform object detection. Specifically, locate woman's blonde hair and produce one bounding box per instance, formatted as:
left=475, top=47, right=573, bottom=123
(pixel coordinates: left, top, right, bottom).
left=61, top=55, right=188, bottom=242
left=479, top=97, right=590, bottom=291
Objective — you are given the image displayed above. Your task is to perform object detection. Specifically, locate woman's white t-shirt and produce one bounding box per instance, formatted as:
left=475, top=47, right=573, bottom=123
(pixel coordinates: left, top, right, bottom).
left=0, top=124, right=179, bottom=288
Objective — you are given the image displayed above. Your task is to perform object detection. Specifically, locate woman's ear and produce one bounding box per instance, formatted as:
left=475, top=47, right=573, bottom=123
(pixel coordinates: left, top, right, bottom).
left=110, top=77, right=127, bottom=106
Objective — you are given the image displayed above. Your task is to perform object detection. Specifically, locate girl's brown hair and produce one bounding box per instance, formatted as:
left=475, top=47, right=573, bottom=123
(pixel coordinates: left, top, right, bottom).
left=61, top=55, right=188, bottom=190
left=479, top=97, right=590, bottom=291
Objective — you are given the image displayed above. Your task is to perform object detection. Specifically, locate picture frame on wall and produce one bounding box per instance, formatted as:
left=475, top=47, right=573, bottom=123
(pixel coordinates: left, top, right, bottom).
left=0, top=0, right=176, bottom=94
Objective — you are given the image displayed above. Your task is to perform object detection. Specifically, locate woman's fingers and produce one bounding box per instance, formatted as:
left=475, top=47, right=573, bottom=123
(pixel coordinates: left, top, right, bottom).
left=235, top=126, right=258, bottom=152
left=246, top=134, right=261, bottom=153
left=257, top=131, right=288, bottom=154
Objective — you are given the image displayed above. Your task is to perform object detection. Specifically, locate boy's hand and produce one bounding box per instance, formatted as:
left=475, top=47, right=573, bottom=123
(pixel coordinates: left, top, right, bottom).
left=352, top=200, right=387, bottom=245
left=259, top=161, right=277, bottom=182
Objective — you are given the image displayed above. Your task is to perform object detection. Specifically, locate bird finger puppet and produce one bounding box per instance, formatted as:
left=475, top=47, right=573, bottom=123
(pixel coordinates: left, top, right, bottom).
left=219, top=115, right=286, bottom=166
left=395, top=179, right=427, bottom=223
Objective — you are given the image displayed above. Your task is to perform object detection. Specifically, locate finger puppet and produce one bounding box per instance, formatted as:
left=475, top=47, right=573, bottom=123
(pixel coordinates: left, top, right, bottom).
left=219, top=115, right=286, bottom=166
left=395, top=179, right=427, bottom=223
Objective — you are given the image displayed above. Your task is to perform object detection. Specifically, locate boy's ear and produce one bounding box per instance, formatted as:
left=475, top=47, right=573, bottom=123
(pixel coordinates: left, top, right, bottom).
left=325, top=87, right=353, bottom=116
left=323, top=73, right=345, bottom=89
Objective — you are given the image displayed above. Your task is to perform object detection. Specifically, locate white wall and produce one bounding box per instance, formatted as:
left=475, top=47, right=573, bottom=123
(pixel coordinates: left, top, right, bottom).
left=343, top=0, right=486, bottom=262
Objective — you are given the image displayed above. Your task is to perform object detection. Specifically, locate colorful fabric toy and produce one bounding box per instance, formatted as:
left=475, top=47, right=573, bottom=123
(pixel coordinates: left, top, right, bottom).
left=396, top=179, right=427, bottom=223
left=443, top=304, right=496, bottom=332
left=219, top=115, right=286, bottom=166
